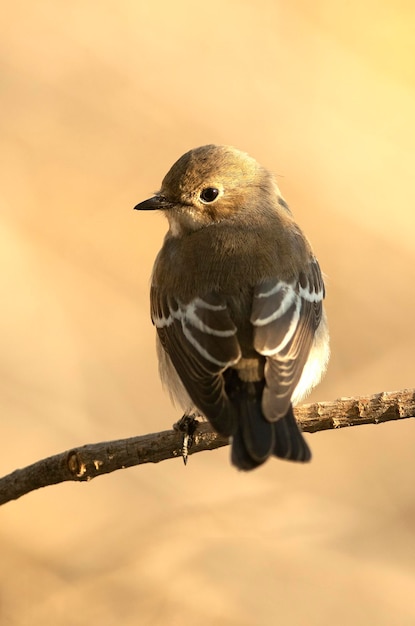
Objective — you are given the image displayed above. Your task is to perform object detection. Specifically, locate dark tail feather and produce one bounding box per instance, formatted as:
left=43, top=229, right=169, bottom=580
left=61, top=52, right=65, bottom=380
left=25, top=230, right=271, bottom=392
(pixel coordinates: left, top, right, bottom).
left=230, top=396, right=311, bottom=470
left=231, top=428, right=264, bottom=470
left=225, top=372, right=311, bottom=470
left=230, top=381, right=274, bottom=470
left=273, top=405, right=311, bottom=462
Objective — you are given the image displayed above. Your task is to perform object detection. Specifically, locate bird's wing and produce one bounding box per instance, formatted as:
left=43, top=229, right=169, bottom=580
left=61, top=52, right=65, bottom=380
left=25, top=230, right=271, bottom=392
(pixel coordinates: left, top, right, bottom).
left=151, top=287, right=242, bottom=436
left=250, top=258, right=325, bottom=421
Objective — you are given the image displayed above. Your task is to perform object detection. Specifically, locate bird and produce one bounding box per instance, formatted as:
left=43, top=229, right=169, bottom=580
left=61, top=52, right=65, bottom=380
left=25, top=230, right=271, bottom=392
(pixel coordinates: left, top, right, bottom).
left=134, top=144, right=329, bottom=470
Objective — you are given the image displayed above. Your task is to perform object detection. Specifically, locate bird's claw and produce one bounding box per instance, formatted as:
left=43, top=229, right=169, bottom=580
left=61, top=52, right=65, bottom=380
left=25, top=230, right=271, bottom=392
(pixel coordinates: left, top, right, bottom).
left=174, top=413, right=200, bottom=465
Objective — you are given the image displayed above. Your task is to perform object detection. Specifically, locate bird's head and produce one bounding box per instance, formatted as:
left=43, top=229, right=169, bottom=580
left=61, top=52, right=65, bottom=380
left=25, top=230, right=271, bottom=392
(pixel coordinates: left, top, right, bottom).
left=134, top=145, right=281, bottom=235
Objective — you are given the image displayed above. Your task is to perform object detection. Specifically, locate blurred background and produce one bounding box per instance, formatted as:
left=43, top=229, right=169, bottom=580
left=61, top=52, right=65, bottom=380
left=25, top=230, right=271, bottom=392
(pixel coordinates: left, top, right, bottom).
left=1, top=1, right=415, bottom=624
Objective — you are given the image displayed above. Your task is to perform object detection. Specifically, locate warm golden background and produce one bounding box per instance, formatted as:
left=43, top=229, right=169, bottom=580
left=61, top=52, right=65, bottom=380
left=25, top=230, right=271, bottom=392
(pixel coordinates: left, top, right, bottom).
left=1, top=1, right=415, bottom=624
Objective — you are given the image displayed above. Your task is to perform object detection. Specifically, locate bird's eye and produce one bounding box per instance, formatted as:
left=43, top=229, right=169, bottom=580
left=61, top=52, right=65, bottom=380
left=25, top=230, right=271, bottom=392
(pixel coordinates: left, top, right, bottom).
left=200, top=187, right=219, bottom=203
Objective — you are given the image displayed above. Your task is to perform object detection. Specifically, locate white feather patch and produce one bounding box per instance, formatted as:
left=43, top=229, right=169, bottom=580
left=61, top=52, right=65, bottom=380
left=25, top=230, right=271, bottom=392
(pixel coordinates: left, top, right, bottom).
left=299, top=284, right=324, bottom=303
left=154, top=296, right=240, bottom=368
left=258, top=297, right=301, bottom=356
left=153, top=313, right=174, bottom=328
left=253, top=282, right=297, bottom=326
left=185, top=299, right=236, bottom=337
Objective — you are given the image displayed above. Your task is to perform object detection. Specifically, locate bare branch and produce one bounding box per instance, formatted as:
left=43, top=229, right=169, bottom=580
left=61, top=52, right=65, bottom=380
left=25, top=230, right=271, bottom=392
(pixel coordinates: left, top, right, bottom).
left=1, top=389, right=414, bottom=506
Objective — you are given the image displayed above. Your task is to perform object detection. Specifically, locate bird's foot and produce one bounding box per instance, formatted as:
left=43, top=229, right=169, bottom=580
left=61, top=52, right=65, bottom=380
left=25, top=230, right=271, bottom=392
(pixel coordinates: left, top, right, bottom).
left=174, top=413, right=200, bottom=465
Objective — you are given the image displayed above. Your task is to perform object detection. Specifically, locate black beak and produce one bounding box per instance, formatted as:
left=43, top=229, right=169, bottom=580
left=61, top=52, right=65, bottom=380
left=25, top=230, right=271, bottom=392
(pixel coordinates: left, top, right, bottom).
left=133, top=195, right=172, bottom=211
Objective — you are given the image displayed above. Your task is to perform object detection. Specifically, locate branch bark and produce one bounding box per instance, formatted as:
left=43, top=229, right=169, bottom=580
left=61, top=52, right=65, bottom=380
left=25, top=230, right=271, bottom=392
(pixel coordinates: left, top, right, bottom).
left=1, top=388, right=414, bottom=506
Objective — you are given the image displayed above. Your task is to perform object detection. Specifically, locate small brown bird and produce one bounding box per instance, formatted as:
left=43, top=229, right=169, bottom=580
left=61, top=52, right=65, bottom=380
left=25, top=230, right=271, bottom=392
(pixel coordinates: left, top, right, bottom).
left=134, top=145, right=329, bottom=470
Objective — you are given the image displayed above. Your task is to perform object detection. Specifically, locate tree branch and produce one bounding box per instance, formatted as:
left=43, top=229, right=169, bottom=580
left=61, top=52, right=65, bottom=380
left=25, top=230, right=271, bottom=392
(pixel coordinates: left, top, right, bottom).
left=1, top=389, right=414, bottom=506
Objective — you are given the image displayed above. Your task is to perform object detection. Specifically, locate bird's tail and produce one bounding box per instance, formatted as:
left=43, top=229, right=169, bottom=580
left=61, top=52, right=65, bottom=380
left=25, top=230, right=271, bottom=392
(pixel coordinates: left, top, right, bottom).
left=229, top=381, right=311, bottom=470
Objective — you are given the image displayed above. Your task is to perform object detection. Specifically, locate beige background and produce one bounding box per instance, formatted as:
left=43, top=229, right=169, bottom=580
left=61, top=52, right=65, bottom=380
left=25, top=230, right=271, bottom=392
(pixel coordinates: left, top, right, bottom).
left=1, top=1, right=415, bottom=624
